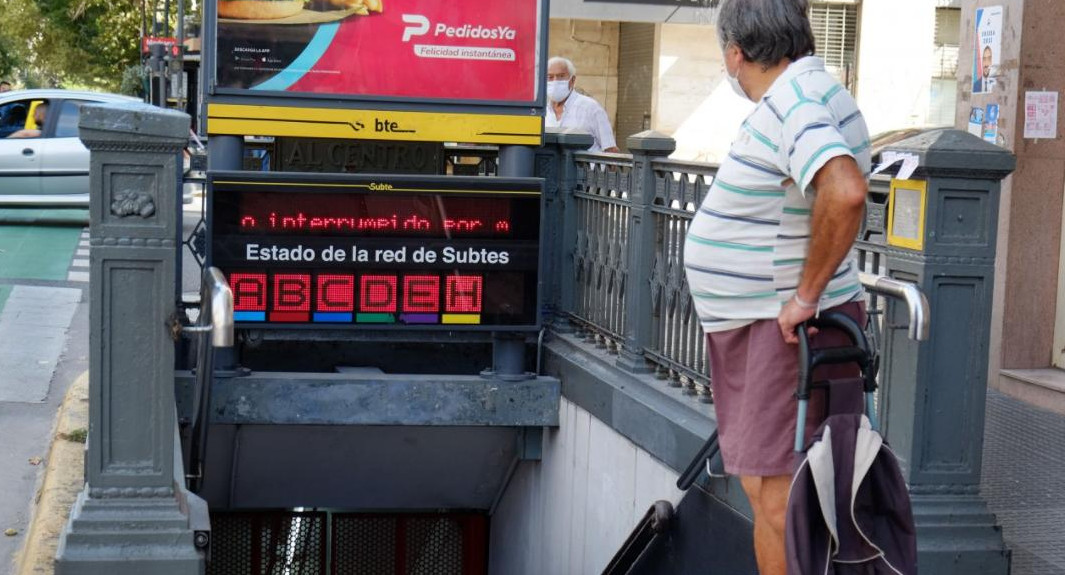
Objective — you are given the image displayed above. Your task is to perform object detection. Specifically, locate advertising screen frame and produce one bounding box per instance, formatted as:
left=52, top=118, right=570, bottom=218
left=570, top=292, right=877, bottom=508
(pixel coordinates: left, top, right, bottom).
left=207, top=171, right=545, bottom=332
left=202, top=0, right=549, bottom=112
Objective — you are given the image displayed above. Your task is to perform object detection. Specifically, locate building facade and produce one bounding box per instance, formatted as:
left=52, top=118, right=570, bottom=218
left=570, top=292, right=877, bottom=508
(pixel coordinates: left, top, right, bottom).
left=957, top=0, right=1065, bottom=413
left=548, top=0, right=961, bottom=160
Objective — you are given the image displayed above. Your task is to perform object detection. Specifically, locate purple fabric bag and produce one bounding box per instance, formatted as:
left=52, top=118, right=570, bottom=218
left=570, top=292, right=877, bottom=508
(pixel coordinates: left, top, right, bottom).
left=785, top=409, right=918, bottom=575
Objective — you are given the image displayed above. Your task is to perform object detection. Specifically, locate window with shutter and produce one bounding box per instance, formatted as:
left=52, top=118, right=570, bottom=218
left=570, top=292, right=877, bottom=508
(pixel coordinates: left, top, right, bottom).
left=933, top=7, right=960, bottom=79
left=809, top=2, right=859, bottom=92
left=929, top=6, right=961, bottom=126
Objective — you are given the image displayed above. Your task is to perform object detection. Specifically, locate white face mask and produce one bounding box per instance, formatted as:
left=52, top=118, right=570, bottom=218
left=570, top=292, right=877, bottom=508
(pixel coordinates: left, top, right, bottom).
left=723, top=43, right=750, bottom=101
left=547, top=80, right=572, bottom=103
left=726, top=68, right=748, bottom=100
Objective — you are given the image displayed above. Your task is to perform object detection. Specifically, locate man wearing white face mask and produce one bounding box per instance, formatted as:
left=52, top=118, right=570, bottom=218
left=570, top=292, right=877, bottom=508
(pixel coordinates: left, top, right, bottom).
left=683, top=1, right=873, bottom=574
left=544, top=56, right=619, bottom=153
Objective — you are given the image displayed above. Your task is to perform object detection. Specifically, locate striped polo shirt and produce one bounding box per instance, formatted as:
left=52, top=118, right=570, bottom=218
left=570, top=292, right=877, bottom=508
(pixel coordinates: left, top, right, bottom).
left=683, top=56, right=871, bottom=333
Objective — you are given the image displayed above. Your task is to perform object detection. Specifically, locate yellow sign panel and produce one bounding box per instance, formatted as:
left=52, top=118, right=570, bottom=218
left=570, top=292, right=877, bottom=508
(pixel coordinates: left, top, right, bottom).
left=886, top=178, right=928, bottom=251
left=207, top=103, right=543, bottom=146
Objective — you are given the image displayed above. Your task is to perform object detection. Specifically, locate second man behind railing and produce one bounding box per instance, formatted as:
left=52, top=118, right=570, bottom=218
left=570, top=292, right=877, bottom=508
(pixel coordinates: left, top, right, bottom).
left=544, top=56, right=621, bottom=153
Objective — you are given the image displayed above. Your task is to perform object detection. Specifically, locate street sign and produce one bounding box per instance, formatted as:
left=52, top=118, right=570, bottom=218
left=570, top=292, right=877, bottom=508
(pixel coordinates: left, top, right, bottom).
left=142, top=36, right=180, bottom=56
left=209, top=172, right=543, bottom=330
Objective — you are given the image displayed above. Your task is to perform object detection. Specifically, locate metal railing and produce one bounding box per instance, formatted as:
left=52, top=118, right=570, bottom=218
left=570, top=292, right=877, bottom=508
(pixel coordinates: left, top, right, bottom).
left=313, top=137, right=911, bottom=411
left=645, top=159, right=717, bottom=399
left=539, top=140, right=930, bottom=406
left=856, top=176, right=895, bottom=361
left=570, top=152, right=634, bottom=348
left=563, top=149, right=718, bottom=399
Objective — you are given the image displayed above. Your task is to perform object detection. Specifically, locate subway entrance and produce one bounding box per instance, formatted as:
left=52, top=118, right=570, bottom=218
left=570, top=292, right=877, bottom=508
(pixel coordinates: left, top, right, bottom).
left=207, top=510, right=487, bottom=575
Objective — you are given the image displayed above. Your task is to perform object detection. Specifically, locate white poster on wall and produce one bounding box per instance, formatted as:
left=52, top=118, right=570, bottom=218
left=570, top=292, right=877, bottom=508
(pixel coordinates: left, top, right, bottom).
left=972, top=6, right=1003, bottom=95
left=1024, top=91, right=1059, bottom=139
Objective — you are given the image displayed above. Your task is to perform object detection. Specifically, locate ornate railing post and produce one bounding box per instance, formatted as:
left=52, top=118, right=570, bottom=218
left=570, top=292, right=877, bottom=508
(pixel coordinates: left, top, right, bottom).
left=877, top=130, right=1015, bottom=574
left=537, top=128, right=594, bottom=329
left=617, top=131, right=675, bottom=373
left=55, top=102, right=203, bottom=574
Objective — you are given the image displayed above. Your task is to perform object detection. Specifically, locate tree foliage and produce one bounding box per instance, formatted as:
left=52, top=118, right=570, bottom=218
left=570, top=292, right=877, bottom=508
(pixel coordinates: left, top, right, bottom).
left=0, top=0, right=142, bottom=91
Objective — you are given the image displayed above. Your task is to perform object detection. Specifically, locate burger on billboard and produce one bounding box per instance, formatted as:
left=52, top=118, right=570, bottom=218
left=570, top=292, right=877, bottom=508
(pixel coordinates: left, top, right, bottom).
left=218, top=0, right=381, bottom=21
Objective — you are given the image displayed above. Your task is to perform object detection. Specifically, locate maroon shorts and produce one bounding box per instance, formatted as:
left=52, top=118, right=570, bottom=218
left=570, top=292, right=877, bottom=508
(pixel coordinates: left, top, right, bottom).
left=706, top=302, right=866, bottom=477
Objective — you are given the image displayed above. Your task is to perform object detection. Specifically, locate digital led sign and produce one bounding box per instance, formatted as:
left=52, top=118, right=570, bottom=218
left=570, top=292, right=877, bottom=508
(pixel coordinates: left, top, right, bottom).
left=209, top=172, right=542, bottom=330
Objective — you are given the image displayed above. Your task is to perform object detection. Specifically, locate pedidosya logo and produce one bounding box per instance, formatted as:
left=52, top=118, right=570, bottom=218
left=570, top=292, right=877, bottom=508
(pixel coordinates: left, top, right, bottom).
left=402, top=14, right=518, bottom=43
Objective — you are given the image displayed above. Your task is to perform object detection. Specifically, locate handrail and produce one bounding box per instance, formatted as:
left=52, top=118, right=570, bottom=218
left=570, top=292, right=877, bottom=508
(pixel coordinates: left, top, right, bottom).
left=183, top=267, right=233, bottom=493
left=650, top=157, right=721, bottom=174
left=182, top=267, right=234, bottom=348
left=676, top=431, right=720, bottom=490
left=205, top=268, right=234, bottom=347
left=573, top=151, right=635, bottom=168
left=858, top=272, right=930, bottom=341
left=601, top=500, right=674, bottom=575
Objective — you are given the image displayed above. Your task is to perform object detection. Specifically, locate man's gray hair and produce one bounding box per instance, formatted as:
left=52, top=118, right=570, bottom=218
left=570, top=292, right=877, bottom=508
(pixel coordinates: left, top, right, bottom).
left=548, top=56, right=577, bottom=77
left=716, top=0, right=816, bottom=67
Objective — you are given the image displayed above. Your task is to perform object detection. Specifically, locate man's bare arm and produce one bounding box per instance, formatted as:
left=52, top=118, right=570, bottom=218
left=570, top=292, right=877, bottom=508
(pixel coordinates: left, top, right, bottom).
left=7, top=129, right=40, bottom=139
left=778, top=155, right=867, bottom=343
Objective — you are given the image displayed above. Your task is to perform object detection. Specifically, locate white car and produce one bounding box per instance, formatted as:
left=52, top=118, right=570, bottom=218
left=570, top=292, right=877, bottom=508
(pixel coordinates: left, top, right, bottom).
left=0, top=89, right=140, bottom=207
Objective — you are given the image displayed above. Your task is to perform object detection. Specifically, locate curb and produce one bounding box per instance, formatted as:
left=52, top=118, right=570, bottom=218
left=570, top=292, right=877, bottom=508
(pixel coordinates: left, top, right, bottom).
left=13, top=372, right=88, bottom=575
left=0, top=210, right=89, bottom=227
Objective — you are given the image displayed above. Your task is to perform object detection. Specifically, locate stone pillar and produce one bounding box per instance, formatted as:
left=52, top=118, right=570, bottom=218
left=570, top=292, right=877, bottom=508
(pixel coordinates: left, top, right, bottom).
left=878, top=130, right=1015, bottom=574
left=617, top=131, right=675, bottom=373
left=55, top=102, right=203, bottom=574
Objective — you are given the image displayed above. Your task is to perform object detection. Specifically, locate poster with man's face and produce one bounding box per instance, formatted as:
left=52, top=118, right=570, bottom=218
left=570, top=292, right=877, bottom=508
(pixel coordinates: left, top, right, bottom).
left=972, top=6, right=1002, bottom=95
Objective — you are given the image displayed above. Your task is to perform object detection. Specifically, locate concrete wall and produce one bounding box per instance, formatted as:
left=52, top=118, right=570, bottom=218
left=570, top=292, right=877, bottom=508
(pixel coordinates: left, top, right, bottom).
left=488, top=398, right=684, bottom=575
left=548, top=19, right=620, bottom=129
left=999, top=0, right=1065, bottom=371
left=855, top=0, right=937, bottom=136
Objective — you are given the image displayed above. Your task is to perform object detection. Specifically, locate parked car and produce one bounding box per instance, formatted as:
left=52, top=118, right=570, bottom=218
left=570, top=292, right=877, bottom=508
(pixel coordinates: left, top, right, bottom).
left=0, top=89, right=140, bottom=207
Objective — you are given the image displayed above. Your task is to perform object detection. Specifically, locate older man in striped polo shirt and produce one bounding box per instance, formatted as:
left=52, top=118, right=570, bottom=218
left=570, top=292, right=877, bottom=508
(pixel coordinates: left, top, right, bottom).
left=683, top=1, right=871, bottom=573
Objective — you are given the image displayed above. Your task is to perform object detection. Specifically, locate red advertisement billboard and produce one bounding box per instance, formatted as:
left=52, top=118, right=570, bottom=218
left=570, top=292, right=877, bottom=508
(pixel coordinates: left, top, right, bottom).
left=214, top=0, right=542, bottom=104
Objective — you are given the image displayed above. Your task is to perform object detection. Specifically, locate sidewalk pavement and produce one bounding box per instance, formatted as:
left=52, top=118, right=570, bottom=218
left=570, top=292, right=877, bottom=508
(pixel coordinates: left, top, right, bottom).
left=982, top=389, right=1065, bottom=575
left=11, top=374, right=87, bottom=575
left=0, top=224, right=88, bottom=575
